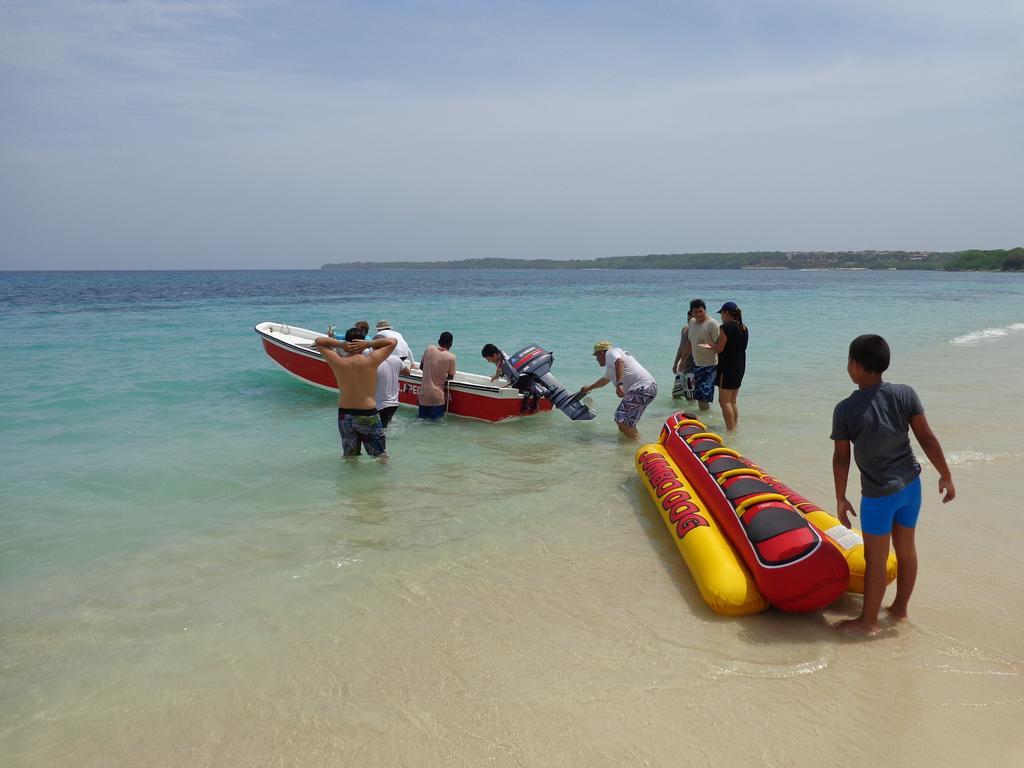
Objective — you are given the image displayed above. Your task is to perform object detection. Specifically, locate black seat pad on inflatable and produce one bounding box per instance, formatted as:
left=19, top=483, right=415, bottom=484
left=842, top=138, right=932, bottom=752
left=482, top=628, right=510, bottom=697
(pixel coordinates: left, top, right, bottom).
left=688, top=438, right=722, bottom=454
left=744, top=506, right=808, bottom=543
left=706, top=456, right=747, bottom=474
left=675, top=425, right=704, bottom=438
left=723, top=477, right=773, bottom=501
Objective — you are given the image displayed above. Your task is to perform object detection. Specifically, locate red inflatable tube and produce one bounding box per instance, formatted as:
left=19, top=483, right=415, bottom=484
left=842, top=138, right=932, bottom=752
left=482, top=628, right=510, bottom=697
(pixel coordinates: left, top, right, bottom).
left=660, top=413, right=849, bottom=612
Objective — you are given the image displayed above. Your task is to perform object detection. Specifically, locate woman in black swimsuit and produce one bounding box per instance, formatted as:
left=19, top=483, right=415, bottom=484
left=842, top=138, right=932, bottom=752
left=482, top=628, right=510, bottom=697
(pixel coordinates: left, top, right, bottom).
left=712, top=301, right=749, bottom=431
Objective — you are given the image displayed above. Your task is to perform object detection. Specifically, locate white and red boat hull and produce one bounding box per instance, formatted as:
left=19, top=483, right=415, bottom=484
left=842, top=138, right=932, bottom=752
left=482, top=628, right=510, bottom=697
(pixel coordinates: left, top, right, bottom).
left=255, top=322, right=552, bottom=422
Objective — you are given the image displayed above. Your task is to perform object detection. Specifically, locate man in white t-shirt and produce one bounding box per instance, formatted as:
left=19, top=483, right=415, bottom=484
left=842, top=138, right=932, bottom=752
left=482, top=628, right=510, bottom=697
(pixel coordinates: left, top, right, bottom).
left=680, top=298, right=720, bottom=411
left=578, top=340, right=658, bottom=440
left=374, top=352, right=412, bottom=429
left=374, top=320, right=416, bottom=364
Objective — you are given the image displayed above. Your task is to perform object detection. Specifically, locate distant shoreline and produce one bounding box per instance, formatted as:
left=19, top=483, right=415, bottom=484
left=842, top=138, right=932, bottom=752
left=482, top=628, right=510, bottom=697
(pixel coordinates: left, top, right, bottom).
left=323, top=248, right=1023, bottom=272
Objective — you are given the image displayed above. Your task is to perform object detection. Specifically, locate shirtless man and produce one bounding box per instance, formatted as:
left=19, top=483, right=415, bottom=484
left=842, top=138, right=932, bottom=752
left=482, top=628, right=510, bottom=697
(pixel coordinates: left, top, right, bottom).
left=314, top=328, right=397, bottom=461
left=417, top=331, right=456, bottom=420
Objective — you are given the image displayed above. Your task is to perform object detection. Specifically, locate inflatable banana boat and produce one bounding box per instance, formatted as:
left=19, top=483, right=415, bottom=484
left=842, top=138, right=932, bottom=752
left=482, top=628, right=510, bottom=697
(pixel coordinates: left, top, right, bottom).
left=745, top=465, right=897, bottom=594
left=636, top=413, right=894, bottom=615
left=637, top=444, right=769, bottom=616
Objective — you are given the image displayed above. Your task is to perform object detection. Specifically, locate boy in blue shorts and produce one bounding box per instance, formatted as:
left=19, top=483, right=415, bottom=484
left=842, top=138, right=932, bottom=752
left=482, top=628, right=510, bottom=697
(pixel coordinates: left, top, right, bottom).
left=831, top=334, right=955, bottom=635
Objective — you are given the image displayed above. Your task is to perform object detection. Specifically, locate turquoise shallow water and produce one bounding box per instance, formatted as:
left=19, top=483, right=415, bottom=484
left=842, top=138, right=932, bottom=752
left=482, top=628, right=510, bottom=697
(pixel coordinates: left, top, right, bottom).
left=2, top=268, right=1022, bottom=581
left=2, top=268, right=1024, bottom=766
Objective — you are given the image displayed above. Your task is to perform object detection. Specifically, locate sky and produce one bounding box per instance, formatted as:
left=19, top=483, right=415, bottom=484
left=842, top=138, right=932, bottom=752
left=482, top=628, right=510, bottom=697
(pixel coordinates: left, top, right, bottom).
left=0, top=0, right=1021, bottom=269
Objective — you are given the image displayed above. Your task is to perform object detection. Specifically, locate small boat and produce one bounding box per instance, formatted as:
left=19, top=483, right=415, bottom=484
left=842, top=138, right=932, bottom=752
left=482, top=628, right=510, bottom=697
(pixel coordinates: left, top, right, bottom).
left=255, top=322, right=554, bottom=422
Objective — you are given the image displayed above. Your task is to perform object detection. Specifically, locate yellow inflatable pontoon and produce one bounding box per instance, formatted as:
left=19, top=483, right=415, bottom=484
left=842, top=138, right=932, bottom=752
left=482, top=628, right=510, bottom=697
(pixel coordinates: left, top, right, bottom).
left=636, top=443, right=768, bottom=616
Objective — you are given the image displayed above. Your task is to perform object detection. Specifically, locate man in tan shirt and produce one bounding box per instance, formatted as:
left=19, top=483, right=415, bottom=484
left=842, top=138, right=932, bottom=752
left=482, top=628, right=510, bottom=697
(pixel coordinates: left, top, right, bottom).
left=417, top=331, right=456, bottom=420
left=680, top=298, right=720, bottom=411
left=314, top=328, right=397, bottom=460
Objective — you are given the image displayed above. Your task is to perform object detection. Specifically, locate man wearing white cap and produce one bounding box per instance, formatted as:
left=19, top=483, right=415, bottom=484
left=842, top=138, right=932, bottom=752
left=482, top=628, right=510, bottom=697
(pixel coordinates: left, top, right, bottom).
left=373, top=320, right=415, bottom=364
left=579, top=340, right=658, bottom=440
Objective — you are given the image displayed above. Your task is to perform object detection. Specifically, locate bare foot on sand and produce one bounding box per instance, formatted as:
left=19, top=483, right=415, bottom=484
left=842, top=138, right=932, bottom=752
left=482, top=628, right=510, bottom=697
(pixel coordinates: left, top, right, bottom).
left=885, top=603, right=909, bottom=621
left=836, top=617, right=881, bottom=636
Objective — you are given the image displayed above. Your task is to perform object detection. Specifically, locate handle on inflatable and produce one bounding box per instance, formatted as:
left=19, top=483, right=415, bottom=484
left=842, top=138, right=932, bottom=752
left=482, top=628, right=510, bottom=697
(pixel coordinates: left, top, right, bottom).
left=793, top=501, right=823, bottom=515
left=673, top=419, right=706, bottom=430
left=735, top=493, right=789, bottom=516
left=716, top=468, right=764, bottom=483
left=686, top=432, right=723, bottom=444
left=702, top=447, right=741, bottom=459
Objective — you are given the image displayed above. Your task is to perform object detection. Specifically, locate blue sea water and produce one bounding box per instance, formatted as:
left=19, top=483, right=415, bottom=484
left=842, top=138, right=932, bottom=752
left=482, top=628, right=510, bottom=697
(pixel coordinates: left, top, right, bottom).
left=2, top=268, right=1023, bottom=765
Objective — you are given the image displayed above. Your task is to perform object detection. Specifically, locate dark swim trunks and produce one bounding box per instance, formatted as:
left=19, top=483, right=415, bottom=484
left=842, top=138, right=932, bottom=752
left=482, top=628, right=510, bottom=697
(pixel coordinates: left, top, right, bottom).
left=377, top=405, right=399, bottom=429
left=693, top=365, right=717, bottom=403
left=417, top=404, right=447, bottom=420
left=338, top=408, right=387, bottom=457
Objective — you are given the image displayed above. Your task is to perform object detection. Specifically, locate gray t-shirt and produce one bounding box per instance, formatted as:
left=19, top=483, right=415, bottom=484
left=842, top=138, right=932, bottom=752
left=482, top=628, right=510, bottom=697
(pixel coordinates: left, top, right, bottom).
left=687, top=317, right=720, bottom=367
left=831, top=382, right=924, bottom=498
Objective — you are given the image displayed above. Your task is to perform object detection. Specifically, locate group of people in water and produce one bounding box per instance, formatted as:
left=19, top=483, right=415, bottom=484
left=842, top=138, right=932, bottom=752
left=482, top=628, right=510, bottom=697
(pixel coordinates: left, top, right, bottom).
left=313, top=319, right=456, bottom=459
left=575, top=297, right=749, bottom=438
left=314, top=297, right=748, bottom=457
left=314, top=298, right=749, bottom=459
left=311, top=311, right=958, bottom=636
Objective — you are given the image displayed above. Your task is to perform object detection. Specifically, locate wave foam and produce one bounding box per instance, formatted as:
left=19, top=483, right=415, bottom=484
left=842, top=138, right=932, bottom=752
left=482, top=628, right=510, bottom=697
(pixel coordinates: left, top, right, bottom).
left=946, top=450, right=1024, bottom=466
left=950, top=323, right=1024, bottom=345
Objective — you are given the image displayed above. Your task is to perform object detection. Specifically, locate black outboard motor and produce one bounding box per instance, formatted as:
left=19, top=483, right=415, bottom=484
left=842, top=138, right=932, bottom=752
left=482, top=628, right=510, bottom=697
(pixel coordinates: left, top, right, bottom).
left=505, top=345, right=596, bottom=421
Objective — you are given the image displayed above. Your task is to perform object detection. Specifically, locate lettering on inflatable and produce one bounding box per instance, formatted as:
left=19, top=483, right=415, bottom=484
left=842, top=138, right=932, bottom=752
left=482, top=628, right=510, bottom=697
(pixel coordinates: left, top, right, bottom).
left=638, top=451, right=710, bottom=540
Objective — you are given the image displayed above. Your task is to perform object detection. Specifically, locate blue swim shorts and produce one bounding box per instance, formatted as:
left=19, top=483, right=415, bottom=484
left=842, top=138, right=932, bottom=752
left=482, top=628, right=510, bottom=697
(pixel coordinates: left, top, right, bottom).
left=692, top=365, right=716, bottom=403
left=417, top=403, right=447, bottom=420
left=859, top=477, right=922, bottom=536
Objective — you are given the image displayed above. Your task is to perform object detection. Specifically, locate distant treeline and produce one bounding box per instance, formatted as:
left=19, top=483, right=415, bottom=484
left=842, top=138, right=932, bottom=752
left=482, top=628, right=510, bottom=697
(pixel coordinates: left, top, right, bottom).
left=944, top=248, right=1024, bottom=271
left=323, top=247, right=1024, bottom=272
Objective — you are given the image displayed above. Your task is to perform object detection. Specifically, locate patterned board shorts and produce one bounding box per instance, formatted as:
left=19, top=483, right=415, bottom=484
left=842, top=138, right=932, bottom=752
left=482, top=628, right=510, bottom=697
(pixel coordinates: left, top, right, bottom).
left=614, top=382, right=658, bottom=428
left=693, top=365, right=717, bottom=403
left=671, top=371, right=695, bottom=400
left=338, top=410, right=387, bottom=457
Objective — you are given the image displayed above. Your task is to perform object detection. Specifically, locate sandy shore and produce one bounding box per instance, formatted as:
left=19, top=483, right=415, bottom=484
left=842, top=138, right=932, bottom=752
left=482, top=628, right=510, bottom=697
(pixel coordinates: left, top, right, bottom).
left=5, top=458, right=1021, bottom=768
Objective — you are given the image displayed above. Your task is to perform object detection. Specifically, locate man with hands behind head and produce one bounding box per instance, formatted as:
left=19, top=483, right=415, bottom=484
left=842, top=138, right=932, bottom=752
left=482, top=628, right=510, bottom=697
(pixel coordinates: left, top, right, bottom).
left=315, top=328, right=397, bottom=461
